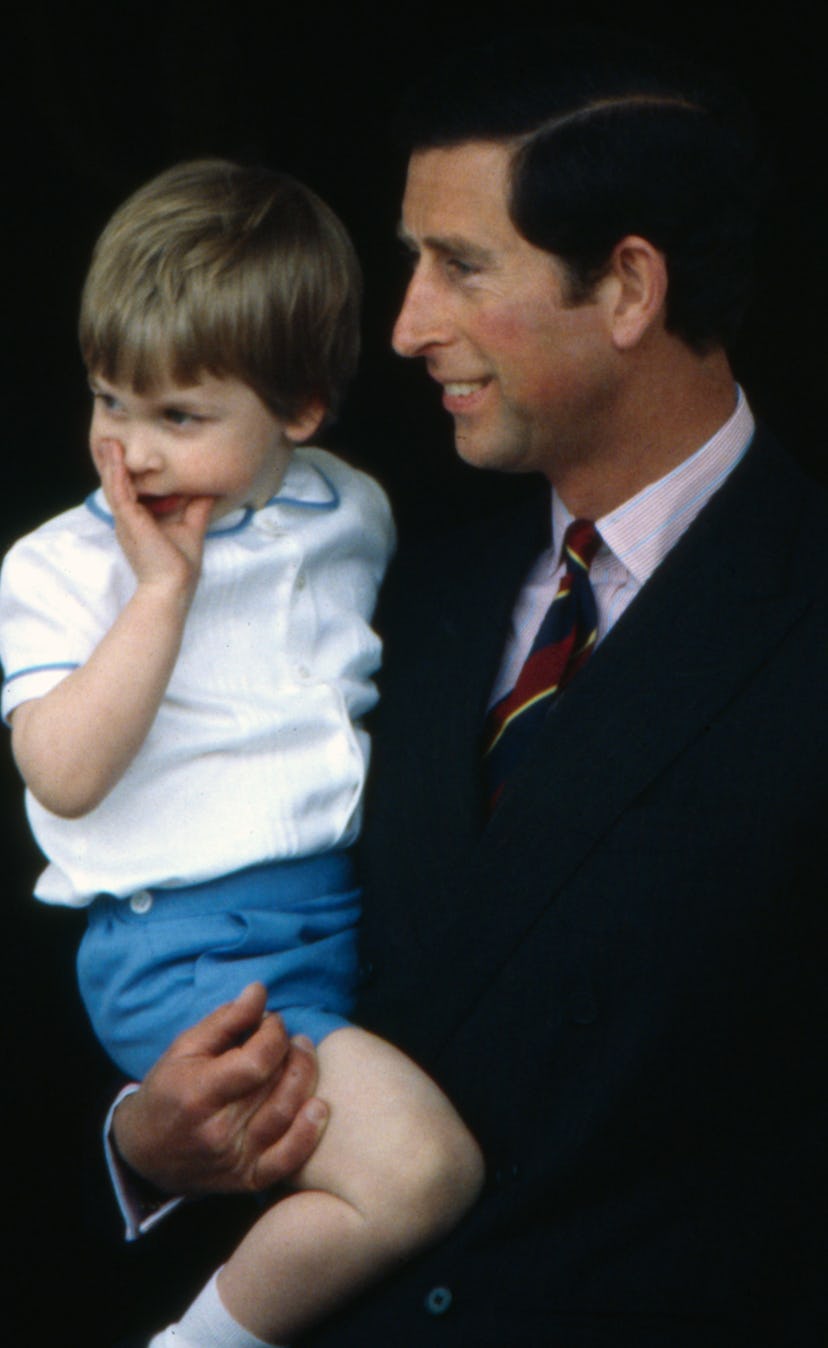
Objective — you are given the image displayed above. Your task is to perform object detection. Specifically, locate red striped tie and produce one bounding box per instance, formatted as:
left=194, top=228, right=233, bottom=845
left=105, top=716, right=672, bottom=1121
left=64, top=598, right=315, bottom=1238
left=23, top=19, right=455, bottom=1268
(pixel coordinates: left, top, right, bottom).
left=484, top=518, right=601, bottom=810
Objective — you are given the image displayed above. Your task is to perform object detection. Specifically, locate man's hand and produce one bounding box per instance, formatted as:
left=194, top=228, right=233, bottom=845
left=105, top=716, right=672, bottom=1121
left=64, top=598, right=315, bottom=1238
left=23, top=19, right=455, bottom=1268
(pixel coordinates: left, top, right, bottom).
left=112, top=983, right=328, bottom=1195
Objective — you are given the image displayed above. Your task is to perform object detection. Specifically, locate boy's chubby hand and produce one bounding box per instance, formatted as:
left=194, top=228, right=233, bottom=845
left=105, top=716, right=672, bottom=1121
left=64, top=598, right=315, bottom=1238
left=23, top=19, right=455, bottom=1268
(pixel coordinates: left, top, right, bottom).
left=96, top=439, right=214, bottom=597
left=112, top=983, right=328, bottom=1196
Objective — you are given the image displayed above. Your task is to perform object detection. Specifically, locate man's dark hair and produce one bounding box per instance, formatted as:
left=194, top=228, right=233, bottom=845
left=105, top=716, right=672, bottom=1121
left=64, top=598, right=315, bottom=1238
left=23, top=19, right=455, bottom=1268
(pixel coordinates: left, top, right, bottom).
left=396, top=29, right=764, bottom=351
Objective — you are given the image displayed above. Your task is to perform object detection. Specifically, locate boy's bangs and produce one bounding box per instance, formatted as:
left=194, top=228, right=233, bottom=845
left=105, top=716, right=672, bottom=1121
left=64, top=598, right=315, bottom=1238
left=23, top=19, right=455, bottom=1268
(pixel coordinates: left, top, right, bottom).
left=84, top=301, right=234, bottom=394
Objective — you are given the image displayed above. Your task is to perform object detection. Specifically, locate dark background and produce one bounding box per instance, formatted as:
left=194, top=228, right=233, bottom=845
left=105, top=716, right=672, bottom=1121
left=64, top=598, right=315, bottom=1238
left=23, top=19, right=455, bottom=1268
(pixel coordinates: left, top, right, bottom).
left=3, top=3, right=825, bottom=1342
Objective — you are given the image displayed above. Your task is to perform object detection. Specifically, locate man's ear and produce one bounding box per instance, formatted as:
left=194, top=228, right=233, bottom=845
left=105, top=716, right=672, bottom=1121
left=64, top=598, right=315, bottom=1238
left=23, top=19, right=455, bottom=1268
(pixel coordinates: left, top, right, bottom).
left=605, top=235, right=668, bottom=351
left=284, top=400, right=327, bottom=444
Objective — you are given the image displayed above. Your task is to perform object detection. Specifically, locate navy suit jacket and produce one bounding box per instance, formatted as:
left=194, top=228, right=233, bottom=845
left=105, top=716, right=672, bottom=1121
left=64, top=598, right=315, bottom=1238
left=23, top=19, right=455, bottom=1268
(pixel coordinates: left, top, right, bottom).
left=303, top=427, right=827, bottom=1347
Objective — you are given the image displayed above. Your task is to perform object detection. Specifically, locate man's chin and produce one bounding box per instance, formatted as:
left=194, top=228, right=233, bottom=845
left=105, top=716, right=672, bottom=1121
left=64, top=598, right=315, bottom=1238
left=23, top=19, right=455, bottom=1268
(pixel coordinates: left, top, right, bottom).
left=454, top=431, right=517, bottom=474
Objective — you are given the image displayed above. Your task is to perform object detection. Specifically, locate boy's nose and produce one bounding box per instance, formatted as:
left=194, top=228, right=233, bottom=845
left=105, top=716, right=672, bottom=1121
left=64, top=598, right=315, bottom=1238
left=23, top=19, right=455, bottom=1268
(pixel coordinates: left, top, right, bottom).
left=121, top=429, right=163, bottom=474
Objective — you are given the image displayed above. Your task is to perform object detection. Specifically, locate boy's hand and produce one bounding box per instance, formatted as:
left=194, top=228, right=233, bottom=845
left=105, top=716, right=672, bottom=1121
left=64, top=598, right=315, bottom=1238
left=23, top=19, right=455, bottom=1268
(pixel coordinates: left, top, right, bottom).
left=112, top=983, right=328, bottom=1196
left=96, top=439, right=213, bottom=597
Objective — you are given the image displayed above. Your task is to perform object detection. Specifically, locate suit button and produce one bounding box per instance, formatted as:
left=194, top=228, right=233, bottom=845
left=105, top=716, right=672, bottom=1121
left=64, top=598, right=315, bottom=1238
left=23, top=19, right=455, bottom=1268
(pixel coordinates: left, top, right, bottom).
left=569, top=993, right=597, bottom=1025
left=129, top=890, right=153, bottom=914
left=424, top=1286, right=453, bottom=1316
left=494, top=1162, right=520, bottom=1185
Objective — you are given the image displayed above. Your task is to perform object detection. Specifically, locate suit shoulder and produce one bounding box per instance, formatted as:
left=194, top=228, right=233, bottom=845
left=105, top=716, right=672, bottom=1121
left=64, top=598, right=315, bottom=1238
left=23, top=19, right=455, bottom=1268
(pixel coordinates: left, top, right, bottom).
left=388, top=479, right=547, bottom=593
left=765, top=436, right=828, bottom=572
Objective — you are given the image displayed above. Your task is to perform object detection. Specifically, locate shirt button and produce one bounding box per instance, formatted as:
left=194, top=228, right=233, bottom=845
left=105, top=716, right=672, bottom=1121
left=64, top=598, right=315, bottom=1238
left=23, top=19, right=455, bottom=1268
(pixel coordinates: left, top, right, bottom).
left=494, top=1162, right=521, bottom=1185
left=357, top=959, right=376, bottom=986
left=424, top=1286, right=453, bottom=1316
left=129, top=890, right=153, bottom=915
left=295, top=573, right=306, bottom=591
left=297, top=665, right=311, bottom=680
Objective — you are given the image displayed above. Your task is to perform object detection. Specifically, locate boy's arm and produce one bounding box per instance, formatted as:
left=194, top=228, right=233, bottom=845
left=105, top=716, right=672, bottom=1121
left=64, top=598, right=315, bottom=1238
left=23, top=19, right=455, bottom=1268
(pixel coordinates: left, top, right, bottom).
left=10, top=441, right=213, bottom=817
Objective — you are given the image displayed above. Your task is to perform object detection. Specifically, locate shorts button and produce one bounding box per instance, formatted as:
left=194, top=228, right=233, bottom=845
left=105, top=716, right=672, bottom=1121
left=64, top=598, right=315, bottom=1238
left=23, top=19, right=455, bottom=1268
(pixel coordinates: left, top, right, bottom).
left=129, top=890, right=153, bottom=914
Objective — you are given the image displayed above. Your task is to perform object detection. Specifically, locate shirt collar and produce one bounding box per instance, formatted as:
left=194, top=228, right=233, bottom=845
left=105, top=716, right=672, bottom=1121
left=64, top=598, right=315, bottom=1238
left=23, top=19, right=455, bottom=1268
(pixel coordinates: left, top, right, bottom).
left=84, top=450, right=340, bottom=535
left=261, top=452, right=340, bottom=513
left=552, top=387, right=755, bottom=584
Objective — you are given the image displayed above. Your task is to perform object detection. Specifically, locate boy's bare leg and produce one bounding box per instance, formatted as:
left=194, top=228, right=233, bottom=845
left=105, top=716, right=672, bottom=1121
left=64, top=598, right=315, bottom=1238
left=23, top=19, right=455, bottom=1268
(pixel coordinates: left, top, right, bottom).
left=214, top=1026, right=484, bottom=1343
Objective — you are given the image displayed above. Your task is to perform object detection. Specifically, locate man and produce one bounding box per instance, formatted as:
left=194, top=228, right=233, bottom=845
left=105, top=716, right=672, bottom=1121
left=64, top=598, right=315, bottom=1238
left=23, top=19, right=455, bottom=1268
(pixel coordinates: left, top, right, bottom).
left=112, top=29, right=827, bottom=1346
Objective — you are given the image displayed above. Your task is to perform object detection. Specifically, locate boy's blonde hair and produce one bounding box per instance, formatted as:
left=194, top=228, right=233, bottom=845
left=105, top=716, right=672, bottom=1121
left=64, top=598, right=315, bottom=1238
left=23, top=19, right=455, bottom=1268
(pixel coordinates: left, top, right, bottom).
left=79, top=159, right=361, bottom=421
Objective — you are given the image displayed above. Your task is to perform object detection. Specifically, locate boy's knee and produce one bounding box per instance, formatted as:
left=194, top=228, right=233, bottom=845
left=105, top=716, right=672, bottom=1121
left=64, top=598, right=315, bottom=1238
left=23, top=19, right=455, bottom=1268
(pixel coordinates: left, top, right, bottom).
left=386, top=1117, right=485, bottom=1243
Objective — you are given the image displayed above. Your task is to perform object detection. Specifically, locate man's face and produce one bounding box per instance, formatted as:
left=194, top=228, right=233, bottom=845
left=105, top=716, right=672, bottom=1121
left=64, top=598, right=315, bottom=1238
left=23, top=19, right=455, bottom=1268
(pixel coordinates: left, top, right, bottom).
left=393, top=141, right=620, bottom=482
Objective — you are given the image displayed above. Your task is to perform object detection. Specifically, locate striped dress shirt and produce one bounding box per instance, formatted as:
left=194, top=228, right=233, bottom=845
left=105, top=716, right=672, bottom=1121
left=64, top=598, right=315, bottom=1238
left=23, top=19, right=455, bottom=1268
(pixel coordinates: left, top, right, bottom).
left=490, top=389, right=755, bottom=705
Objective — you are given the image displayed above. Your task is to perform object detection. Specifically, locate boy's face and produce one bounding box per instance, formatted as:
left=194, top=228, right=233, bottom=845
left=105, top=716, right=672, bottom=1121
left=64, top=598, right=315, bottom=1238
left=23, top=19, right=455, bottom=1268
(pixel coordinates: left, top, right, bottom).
left=88, top=372, right=322, bottom=525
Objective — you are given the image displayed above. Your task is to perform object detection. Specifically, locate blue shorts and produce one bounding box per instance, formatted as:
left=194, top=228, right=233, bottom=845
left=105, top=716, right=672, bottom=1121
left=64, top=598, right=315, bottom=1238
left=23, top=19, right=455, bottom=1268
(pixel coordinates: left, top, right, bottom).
left=76, top=851, right=360, bottom=1079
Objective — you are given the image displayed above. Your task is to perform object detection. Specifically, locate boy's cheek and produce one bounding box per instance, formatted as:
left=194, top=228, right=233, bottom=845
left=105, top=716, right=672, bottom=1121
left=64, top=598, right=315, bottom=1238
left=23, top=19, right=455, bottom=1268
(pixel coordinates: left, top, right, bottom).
left=89, top=439, right=104, bottom=477
left=89, top=436, right=124, bottom=480
left=89, top=412, right=107, bottom=467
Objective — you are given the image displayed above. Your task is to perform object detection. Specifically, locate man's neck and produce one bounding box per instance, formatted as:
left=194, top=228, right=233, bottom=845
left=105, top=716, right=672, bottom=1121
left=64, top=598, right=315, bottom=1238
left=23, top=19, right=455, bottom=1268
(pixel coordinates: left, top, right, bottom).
left=552, top=344, right=737, bottom=520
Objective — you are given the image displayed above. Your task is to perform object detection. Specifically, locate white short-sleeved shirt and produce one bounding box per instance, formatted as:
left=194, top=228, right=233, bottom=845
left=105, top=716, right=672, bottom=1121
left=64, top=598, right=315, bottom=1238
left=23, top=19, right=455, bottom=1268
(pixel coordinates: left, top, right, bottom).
left=0, top=447, right=394, bottom=907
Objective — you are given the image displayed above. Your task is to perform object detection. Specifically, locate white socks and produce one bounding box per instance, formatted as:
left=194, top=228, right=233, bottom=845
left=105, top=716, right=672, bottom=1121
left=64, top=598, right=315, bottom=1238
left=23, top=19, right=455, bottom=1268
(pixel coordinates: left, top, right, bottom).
left=148, top=1270, right=284, bottom=1348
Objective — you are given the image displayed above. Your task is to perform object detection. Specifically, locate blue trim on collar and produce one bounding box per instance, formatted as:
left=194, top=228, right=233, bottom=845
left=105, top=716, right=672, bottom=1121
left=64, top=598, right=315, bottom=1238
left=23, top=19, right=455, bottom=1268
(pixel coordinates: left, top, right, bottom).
left=85, top=492, right=112, bottom=525
left=208, top=508, right=254, bottom=535
left=83, top=463, right=339, bottom=535
left=265, top=466, right=341, bottom=512
left=84, top=492, right=253, bottom=536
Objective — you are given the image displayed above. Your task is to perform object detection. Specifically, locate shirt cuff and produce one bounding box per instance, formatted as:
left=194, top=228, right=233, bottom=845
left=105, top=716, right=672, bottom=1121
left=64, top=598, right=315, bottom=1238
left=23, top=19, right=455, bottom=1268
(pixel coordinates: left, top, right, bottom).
left=104, top=1083, right=184, bottom=1240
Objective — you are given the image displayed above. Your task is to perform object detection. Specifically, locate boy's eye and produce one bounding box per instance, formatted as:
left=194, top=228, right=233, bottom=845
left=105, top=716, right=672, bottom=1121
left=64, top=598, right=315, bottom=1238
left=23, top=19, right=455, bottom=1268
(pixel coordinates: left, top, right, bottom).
left=93, top=391, right=123, bottom=413
left=163, top=407, right=198, bottom=426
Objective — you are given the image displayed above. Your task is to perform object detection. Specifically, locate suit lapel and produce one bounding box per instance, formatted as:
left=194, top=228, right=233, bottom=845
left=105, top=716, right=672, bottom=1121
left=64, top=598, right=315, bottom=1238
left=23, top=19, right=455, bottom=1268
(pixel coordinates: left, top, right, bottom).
left=402, top=486, right=550, bottom=862
left=413, top=431, right=813, bottom=1054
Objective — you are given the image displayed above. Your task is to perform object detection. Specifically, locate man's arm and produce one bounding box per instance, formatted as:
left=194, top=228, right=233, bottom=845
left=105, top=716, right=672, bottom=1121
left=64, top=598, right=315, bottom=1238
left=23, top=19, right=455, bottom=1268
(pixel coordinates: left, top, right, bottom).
left=111, top=983, right=328, bottom=1197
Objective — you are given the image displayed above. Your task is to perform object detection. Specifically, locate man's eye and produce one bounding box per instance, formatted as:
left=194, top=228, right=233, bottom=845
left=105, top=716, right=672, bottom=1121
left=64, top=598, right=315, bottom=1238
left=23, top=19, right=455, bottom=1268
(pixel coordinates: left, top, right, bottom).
left=446, top=257, right=477, bottom=278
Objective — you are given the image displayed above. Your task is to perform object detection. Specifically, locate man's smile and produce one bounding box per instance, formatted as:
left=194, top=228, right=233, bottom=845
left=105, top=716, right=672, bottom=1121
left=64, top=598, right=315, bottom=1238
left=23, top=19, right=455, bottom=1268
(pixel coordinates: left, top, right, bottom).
left=438, top=379, right=492, bottom=413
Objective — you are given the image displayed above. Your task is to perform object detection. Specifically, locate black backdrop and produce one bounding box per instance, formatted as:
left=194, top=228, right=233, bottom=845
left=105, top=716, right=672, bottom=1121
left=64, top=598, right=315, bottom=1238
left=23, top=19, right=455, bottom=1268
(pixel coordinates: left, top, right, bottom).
left=3, top=3, right=825, bottom=1342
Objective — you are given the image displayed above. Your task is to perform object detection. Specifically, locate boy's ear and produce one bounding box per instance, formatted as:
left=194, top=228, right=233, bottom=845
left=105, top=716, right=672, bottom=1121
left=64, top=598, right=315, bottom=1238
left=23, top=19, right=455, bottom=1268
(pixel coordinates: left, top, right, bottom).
left=284, top=400, right=326, bottom=444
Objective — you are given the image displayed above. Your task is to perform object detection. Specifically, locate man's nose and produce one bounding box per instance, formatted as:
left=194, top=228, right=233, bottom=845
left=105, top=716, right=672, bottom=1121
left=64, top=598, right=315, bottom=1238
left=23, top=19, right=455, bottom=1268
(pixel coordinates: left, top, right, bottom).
left=392, top=269, right=448, bottom=357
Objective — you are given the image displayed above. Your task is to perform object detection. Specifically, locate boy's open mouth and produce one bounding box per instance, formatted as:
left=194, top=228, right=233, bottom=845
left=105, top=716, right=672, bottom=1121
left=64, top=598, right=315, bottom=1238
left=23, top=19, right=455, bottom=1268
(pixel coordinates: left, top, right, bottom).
left=139, top=494, right=186, bottom=517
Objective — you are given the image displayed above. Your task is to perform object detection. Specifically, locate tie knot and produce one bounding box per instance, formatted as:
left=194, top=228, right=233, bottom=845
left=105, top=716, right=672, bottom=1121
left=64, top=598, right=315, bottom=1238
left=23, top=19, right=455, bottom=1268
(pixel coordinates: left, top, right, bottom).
left=563, top=518, right=601, bottom=573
